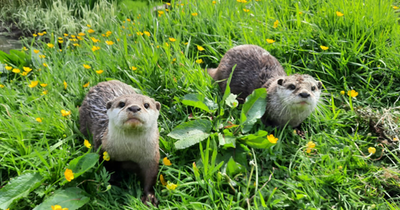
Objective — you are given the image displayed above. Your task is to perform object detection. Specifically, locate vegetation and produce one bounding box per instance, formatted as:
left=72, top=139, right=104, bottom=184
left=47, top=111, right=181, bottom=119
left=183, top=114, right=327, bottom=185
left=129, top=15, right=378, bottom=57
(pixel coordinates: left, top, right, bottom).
left=0, top=0, right=399, bottom=209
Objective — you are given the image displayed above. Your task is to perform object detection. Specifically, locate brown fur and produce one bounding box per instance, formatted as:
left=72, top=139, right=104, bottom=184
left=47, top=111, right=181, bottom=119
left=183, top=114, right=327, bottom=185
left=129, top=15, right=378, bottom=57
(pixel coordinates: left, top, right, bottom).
left=79, top=80, right=160, bottom=206
left=208, top=45, right=323, bottom=128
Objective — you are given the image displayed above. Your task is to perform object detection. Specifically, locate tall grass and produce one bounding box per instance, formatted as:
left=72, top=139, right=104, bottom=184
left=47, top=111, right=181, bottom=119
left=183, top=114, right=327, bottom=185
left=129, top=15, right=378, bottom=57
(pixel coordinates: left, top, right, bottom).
left=0, top=0, right=399, bottom=209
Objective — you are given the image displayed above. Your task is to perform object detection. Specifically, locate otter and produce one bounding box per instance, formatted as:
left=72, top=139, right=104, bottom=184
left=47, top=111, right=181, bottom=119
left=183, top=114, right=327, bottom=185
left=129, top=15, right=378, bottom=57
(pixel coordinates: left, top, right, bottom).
left=79, top=80, right=161, bottom=206
left=207, top=44, right=322, bottom=128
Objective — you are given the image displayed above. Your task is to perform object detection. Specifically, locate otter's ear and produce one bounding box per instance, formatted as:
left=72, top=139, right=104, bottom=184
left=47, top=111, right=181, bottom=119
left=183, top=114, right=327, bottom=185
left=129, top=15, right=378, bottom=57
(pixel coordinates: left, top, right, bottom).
left=317, top=81, right=323, bottom=90
left=106, top=101, right=112, bottom=110
left=277, top=78, right=284, bottom=86
left=155, top=102, right=161, bottom=111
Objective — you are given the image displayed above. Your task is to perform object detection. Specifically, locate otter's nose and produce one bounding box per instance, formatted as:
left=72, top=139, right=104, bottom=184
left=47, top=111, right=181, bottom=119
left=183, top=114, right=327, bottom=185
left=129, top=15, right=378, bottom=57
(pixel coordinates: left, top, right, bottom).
left=128, top=105, right=141, bottom=113
left=299, top=92, right=310, bottom=98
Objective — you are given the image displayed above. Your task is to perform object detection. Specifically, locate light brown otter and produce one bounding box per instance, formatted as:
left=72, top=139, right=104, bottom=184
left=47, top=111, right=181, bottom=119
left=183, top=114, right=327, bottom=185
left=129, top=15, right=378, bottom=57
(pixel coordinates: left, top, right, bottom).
left=208, top=45, right=322, bottom=128
left=79, top=80, right=161, bottom=206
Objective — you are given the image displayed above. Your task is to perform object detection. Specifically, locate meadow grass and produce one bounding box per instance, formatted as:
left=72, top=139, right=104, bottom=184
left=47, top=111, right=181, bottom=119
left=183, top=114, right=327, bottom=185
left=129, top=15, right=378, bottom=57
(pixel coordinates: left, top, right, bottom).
left=0, top=0, right=400, bottom=209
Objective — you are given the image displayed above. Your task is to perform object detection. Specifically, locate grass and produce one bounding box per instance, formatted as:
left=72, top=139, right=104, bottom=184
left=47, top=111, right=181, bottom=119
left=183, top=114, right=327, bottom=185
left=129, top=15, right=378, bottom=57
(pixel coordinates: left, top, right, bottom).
left=0, top=0, right=400, bottom=209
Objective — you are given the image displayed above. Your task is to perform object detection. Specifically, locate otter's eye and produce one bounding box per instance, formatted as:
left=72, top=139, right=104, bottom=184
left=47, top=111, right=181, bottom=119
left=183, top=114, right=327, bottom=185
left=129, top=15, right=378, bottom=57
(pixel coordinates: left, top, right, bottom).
left=118, top=102, right=125, bottom=108
left=144, top=103, right=150, bottom=109
left=311, top=86, right=316, bottom=91
left=288, top=84, right=296, bottom=90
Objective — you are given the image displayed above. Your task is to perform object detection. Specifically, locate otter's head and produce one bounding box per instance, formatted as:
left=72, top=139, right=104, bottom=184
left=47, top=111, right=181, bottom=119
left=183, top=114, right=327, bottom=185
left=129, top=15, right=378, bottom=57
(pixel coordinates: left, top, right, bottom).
left=106, top=94, right=161, bottom=131
left=274, top=74, right=322, bottom=112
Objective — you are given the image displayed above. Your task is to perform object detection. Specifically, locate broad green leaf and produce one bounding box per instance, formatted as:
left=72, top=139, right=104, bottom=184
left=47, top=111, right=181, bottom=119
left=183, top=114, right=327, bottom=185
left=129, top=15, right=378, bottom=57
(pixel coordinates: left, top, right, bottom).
left=181, top=93, right=217, bottom=112
left=225, top=93, right=238, bottom=108
left=240, top=88, right=267, bottom=133
left=168, top=119, right=212, bottom=149
left=218, top=129, right=236, bottom=148
left=61, top=153, right=99, bottom=185
left=0, top=173, right=44, bottom=209
left=226, top=157, right=246, bottom=177
left=33, top=187, right=90, bottom=210
left=240, top=130, right=276, bottom=149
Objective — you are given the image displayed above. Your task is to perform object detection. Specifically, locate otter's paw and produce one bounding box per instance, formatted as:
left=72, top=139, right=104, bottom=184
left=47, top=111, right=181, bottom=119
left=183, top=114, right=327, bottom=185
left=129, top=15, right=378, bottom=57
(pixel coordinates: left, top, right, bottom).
left=141, top=193, right=158, bottom=207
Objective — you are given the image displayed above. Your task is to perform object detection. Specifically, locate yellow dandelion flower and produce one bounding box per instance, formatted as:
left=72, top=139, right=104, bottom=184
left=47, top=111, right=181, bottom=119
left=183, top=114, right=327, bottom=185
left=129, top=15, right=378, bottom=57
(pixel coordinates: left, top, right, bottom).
left=47, top=43, right=54, bottom=48
left=39, top=55, right=46, bottom=59
left=87, top=24, right=91, bottom=27
left=160, top=174, right=167, bottom=186
left=42, top=90, right=48, bottom=95
left=243, top=9, right=250, bottom=12
left=106, top=41, right=114, bottom=45
left=43, top=63, right=48, bottom=67
left=166, top=183, right=177, bottom=190
left=0, top=84, right=5, bottom=88
left=83, top=82, right=90, bottom=88
left=51, top=205, right=68, bottom=210
left=77, top=36, right=83, bottom=40
left=33, top=49, right=40, bottom=54
left=84, top=139, right=91, bottom=148
left=197, top=45, right=205, bottom=51
left=70, top=35, right=76, bottom=38
left=40, top=83, right=47, bottom=87
left=393, top=6, right=399, bottom=10
left=103, top=151, right=110, bottom=161
left=266, top=39, right=275, bottom=44
left=96, top=70, right=104, bottom=74
left=36, top=118, right=42, bottom=122
left=158, top=11, right=164, bottom=15
left=23, top=67, right=32, bottom=72
left=33, top=33, right=37, bottom=37
left=43, top=31, right=47, bottom=34
left=73, top=43, right=80, bottom=46
left=38, top=32, right=44, bottom=36
left=61, top=110, right=71, bottom=117
left=5, top=66, right=12, bottom=70
left=347, top=90, right=358, bottom=97
left=273, top=20, right=279, bottom=28
left=20, top=72, right=28, bottom=76
left=212, top=1, right=216, bottom=4
left=267, top=134, right=278, bottom=144
left=340, top=90, right=345, bottom=95
left=143, top=31, right=150, bottom=36
left=22, top=47, right=28, bottom=51
left=169, top=37, right=176, bottom=42
left=192, top=12, right=198, bottom=16
left=64, top=169, right=74, bottom=182
left=298, top=11, right=303, bottom=15
left=28, top=81, right=39, bottom=88
left=83, top=64, right=91, bottom=69
left=336, top=11, right=344, bottom=17
left=320, top=45, right=329, bottom=50
left=368, top=147, right=376, bottom=154
left=63, top=81, right=67, bottom=89
left=78, top=32, right=85, bottom=36
left=12, top=68, right=21, bottom=73
left=88, top=29, right=95, bottom=33
left=136, top=32, right=143, bottom=36
left=91, top=37, right=100, bottom=43
left=127, top=18, right=131, bottom=22
left=196, top=59, right=203, bottom=64
left=58, top=40, right=64, bottom=44
left=393, top=137, right=398, bottom=141
left=306, top=141, right=316, bottom=148
left=63, top=33, right=68, bottom=37
left=106, top=31, right=112, bottom=37
left=92, top=46, right=100, bottom=52
left=131, top=66, right=137, bottom=71
left=163, top=157, right=172, bottom=166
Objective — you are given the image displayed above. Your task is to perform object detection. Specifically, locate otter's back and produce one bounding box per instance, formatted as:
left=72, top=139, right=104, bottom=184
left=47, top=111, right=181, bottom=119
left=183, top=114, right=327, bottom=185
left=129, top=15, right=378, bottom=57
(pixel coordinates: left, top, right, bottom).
left=213, top=45, right=286, bottom=100
left=79, top=80, right=136, bottom=148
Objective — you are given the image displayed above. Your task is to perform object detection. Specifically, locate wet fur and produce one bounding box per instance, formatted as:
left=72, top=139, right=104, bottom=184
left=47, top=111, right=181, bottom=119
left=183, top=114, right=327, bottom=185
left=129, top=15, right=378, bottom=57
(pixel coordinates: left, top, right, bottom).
left=208, top=45, right=322, bottom=128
